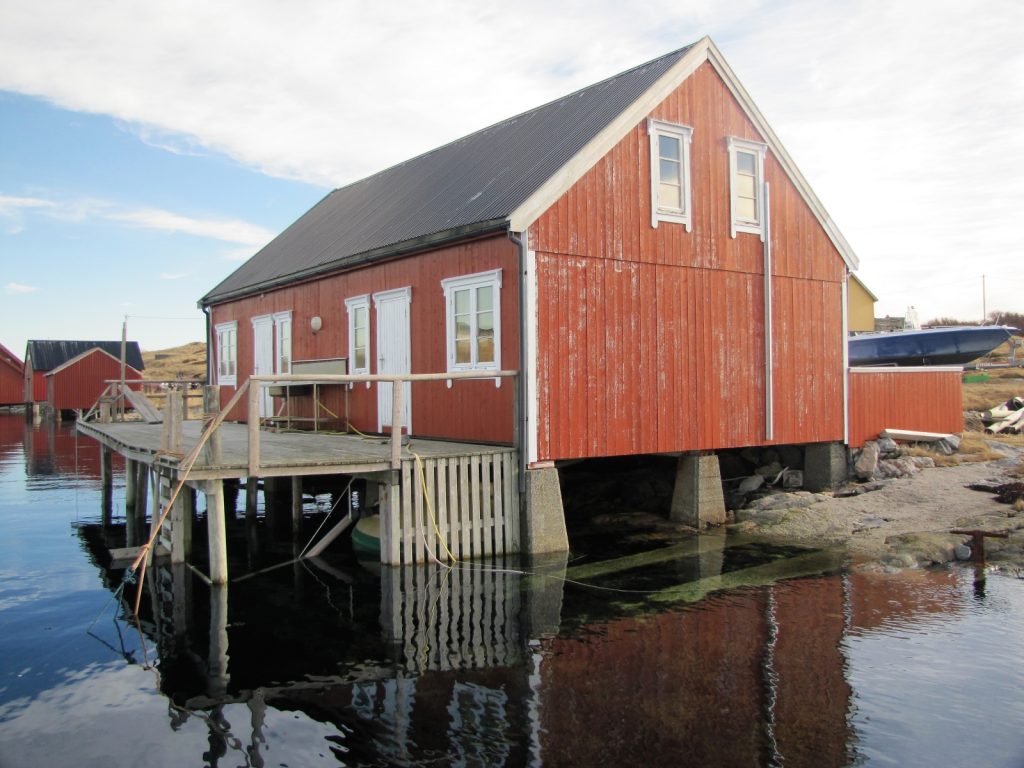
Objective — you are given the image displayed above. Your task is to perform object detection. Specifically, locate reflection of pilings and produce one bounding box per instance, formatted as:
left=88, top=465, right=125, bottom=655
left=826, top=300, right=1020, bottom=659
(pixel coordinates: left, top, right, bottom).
left=245, top=477, right=258, bottom=520
left=380, top=560, right=525, bottom=673
left=208, top=584, right=230, bottom=699
left=247, top=689, right=267, bottom=768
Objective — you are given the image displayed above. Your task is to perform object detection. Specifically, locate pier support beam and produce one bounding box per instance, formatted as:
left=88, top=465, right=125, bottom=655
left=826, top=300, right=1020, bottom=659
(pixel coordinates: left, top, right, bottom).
left=670, top=452, right=726, bottom=528
left=133, top=461, right=149, bottom=546
left=804, top=441, right=849, bottom=492
left=205, top=480, right=228, bottom=585
left=291, top=476, right=303, bottom=534
left=245, top=477, right=258, bottom=520
left=169, top=480, right=193, bottom=564
left=522, top=464, right=569, bottom=555
left=100, top=445, right=113, bottom=527
left=125, top=458, right=137, bottom=520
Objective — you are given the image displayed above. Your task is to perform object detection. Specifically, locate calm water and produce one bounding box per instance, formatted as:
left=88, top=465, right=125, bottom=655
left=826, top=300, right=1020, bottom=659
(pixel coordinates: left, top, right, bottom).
left=1, top=413, right=1024, bottom=767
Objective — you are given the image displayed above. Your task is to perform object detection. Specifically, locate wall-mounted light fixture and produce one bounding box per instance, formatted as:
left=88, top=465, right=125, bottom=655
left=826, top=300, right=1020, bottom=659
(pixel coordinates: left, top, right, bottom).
left=310, top=316, right=322, bottom=334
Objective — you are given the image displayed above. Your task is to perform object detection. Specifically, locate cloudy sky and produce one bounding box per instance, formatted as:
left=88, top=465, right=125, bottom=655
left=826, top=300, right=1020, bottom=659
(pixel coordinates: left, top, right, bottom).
left=1, top=0, right=1022, bottom=356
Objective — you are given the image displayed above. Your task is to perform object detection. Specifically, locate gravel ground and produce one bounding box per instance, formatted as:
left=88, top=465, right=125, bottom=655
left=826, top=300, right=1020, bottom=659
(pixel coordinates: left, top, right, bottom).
left=732, top=441, right=1024, bottom=570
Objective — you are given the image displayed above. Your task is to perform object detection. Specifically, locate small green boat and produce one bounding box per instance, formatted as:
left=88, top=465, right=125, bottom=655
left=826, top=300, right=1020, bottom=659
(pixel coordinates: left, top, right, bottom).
left=351, top=515, right=380, bottom=556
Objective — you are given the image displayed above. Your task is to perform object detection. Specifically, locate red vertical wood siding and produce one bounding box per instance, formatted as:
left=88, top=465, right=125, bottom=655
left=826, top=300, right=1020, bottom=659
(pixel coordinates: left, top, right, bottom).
left=847, top=368, right=963, bottom=448
left=209, top=235, right=519, bottom=443
left=47, top=350, right=143, bottom=411
left=0, top=363, right=22, bottom=406
left=532, top=61, right=846, bottom=461
left=27, top=368, right=47, bottom=403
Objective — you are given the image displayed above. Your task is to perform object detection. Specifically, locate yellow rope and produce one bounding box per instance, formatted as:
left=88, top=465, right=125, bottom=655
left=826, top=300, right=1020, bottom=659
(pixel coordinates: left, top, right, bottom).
left=410, top=450, right=458, bottom=564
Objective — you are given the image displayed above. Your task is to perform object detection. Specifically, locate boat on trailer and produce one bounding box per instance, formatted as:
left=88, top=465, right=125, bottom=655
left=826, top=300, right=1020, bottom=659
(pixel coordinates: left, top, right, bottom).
left=848, top=326, right=1016, bottom=367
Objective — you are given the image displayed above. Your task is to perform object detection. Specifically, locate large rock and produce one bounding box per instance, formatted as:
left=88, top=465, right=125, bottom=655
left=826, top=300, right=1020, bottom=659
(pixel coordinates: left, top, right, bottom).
left=854, top=441, right=880, bottom=480
left=877, top=436, right=901, bottom=458
left=738, top=475, right=765, bottom=493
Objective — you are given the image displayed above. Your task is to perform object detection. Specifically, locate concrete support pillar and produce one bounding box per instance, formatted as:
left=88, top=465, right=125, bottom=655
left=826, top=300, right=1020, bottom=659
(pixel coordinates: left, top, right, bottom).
left=291, top=476, right=303, bottom=534
left=670, top=452, right=726, bottom=528
left=205, top=480, right=228, bottom=585
left=522, top=465, right=569, bottom=555
left=803, top=441, right=849, bottom=492
left=100, top=446, right=113, bottom=527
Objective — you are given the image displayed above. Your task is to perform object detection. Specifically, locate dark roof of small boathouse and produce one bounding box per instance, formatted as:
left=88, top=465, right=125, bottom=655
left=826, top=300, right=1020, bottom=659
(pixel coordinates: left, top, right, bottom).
left=201, top=43, right=697, bottom=305
left=26, top=340, right=145, bottom=373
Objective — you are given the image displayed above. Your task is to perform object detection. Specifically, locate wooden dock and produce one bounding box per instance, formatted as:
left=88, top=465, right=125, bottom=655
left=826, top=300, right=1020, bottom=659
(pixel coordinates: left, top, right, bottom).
left=77, top=376, right=521, bottom=572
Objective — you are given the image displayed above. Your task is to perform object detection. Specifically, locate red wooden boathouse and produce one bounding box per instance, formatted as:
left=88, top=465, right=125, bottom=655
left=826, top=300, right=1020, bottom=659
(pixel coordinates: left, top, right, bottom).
left=24, top=340, right=145, bottom=413
left=0, top=343, right=23, bottom=407
left=201, top=37, right=961, bottom=552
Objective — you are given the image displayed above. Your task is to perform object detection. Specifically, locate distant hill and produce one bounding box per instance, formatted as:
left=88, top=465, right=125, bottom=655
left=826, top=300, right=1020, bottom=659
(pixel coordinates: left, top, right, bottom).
left=141, top=341, right=207, bottom=381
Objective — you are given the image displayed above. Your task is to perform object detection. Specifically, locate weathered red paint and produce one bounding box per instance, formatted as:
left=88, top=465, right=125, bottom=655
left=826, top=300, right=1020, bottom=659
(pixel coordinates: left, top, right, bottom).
left=208, top=235, right=519, bottom=443
left=531, top=62, right=846, bottom=461
left=46, top=348, right=143, bottom=411
left=847, top=368, right=963, bottom=448
left=0, top=344, right=22, bottom=406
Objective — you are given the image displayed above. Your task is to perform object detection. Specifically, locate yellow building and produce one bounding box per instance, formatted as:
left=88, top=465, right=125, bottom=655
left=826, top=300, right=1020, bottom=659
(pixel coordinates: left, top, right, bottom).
left=847, top=273, right=877, bottom=332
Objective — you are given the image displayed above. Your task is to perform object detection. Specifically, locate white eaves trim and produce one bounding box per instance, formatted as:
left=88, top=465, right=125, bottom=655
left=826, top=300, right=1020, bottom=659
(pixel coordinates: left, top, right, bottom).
left=506, top=36, right=859, bottom=272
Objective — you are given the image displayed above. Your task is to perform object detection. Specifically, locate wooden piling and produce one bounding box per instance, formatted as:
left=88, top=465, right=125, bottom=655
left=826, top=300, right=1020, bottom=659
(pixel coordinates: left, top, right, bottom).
left=100, top=445, right=113, bottom=527
left=291, top=476, right=303, bottom=534
left=206, top=480, right=228, bottom=584
left=245, top=477, right=258, bottom=519
left=134, top=460, right=149, bottom=545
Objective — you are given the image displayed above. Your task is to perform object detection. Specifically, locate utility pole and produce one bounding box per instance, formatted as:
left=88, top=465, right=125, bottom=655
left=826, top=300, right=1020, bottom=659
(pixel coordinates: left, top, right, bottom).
left=120, top=316, right=127, bottom=419
left=982, top=274, right=987, bottom=324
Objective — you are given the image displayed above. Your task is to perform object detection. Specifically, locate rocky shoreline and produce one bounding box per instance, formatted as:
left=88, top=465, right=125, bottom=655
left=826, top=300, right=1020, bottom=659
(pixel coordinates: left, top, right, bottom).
left=730, top=436, right=1024, bottom=572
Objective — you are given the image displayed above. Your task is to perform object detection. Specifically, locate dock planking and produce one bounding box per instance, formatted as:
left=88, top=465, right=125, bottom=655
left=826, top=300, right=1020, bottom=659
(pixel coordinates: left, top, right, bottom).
left=77, top=420, right=513, bottom=480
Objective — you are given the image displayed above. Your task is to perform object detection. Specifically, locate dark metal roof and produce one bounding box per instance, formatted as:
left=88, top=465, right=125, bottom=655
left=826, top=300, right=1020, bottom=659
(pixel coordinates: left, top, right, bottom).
left=26, top=341, right=145, bottom=372
left=202, top=43, right=696, bottom=305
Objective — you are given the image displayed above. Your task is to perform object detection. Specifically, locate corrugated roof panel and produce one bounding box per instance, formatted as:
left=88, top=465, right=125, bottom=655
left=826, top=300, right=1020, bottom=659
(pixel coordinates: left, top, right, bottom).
left=26, top=341, right=145, bottom=372
left=203, top=44, right=695, bottom=304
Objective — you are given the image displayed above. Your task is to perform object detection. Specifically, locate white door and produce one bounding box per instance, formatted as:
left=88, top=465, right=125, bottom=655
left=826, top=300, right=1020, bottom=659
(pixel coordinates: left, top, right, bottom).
left=374, top=287, right=411, bottom=433
left=252, top=315, right=274, bottom=417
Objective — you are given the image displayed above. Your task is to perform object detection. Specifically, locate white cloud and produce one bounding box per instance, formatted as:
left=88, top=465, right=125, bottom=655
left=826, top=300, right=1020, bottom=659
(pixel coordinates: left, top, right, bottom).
left=0, top=194, right=275, bottom=247
left=5, top=282, right=39, bottom=294
left=0, top=195, right=54, bottom=215
left=1, top=0, right=1022, bottom=321
left=105, top=208, right=275, bottom=246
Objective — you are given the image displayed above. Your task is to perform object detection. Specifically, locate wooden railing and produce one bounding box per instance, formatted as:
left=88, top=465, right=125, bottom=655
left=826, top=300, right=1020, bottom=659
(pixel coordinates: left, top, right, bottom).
left=245, top=371, right=519, bottom=475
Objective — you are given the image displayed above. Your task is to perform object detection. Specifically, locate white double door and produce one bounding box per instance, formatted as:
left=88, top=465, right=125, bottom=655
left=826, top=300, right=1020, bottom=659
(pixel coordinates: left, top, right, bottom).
left=374, top=287, right=411, bottom=433
left=252, top=315, right=274, bottom=417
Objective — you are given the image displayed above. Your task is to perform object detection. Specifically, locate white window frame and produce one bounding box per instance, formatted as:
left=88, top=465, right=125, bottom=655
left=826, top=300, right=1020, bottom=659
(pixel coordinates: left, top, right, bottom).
left=345, top=294, right=370, bottom=375
left=272, top=310, right=292, bottom=374
left=727, top=136, right=768, bottom=240
left=441, top=268, right=502, bottom=373
left=648, top=118, right=694, bottom=231
left=214, top=320, right=238, bottom=386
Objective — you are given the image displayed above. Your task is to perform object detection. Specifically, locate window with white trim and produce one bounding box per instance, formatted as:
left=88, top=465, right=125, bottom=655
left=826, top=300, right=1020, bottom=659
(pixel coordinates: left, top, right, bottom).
left=727, top=136, right=768, bottom=240
left=441, top=269, right=501, bottom=372
left=345, top=295, right=370, bottom=374
left=273, top=311, right=292, bottom=374
left=648, top=119, right=694, bottom=230
left=214, top=321, right=238, bottom=386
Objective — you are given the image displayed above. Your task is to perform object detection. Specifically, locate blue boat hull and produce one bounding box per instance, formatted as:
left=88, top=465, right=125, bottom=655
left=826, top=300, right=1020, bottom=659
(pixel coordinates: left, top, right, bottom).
left=848, top=327, right=1014, bottom=367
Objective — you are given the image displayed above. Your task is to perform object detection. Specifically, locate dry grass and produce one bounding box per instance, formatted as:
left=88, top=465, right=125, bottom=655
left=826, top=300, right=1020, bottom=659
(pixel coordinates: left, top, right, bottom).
left=904, top=432, right=1010, bottom=467
left=962, top=370, right=1024, bottom=411
left=141, top=341, right=206, bottom=381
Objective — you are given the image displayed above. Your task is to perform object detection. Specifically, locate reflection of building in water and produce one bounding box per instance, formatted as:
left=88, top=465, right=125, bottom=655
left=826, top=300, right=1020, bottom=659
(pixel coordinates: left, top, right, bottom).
left=76, top=518, right=973, bottom=767
left=17, top=416, right=113, bottom=481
